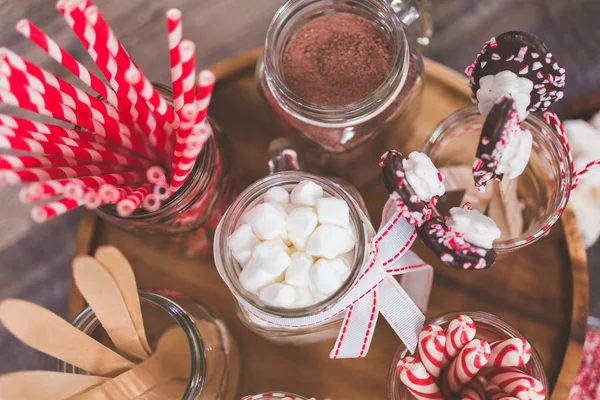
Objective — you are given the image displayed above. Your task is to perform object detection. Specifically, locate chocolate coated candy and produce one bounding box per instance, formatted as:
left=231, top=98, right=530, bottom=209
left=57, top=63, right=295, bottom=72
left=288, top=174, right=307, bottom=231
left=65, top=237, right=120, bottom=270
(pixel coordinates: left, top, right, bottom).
left=473, top=96, right=517, bottom=188
left=466, top=31, right=565, bottom=113
left=418, top=217, right=496, bottom=270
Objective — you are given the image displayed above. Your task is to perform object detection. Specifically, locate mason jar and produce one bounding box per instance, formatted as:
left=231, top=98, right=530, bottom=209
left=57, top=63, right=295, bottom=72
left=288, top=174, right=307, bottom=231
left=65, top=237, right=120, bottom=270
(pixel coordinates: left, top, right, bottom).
left=58, top=289, right=240, bottom=399
left=422, top=106, right=572, bottom=252
left=214, top=170, right=375, bottom=344
left=387, top=311, right=548, bottom=400
left=257, top=0, right=430, bottom=188
left=95, top=84, right=236, bottom=257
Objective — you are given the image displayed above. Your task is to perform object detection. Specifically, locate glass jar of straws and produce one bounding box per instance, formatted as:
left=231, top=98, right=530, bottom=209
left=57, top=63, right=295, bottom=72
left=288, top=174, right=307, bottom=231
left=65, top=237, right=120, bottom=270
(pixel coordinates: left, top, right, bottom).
left=58, top=289, right=240, bottom=399
left=95, top=85, right=236, bottom=256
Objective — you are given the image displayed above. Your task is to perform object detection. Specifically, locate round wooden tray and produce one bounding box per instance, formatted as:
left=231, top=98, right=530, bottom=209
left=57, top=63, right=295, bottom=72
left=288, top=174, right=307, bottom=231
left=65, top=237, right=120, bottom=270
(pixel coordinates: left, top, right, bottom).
left=70, top=49, right=588, bottom=399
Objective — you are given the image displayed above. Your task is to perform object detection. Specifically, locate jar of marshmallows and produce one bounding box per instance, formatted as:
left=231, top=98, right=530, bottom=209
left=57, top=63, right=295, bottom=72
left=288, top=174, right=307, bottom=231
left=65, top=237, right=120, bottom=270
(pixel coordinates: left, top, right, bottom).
left=214, top=143, right=375, bottom=344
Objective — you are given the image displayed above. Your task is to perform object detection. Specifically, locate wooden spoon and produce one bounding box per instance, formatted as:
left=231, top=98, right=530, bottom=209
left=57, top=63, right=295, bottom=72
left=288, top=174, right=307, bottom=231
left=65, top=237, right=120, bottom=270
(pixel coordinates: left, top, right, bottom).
left=71, top=326, right=191, bottom=399
left=0, top=299, right=134, bottom=377
left=73, top=255, right=149, bottom=360
left=132, top=379, right=188, bottom=400
left=94, top=246, right=151, bottom=354
left=0, top=371, right=108, bottom=400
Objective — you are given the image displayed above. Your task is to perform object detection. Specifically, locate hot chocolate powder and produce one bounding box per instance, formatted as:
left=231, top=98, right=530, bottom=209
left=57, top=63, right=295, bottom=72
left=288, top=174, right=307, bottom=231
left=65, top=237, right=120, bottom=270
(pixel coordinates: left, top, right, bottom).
left=282, top=12, right=394, bottom=106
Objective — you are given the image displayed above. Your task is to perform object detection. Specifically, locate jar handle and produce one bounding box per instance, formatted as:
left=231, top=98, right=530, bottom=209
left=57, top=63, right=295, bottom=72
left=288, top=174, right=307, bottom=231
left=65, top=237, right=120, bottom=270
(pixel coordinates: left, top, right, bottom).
left=387, top=0, right=433, bottom=47
left=268, top=138, right=301, bottom=174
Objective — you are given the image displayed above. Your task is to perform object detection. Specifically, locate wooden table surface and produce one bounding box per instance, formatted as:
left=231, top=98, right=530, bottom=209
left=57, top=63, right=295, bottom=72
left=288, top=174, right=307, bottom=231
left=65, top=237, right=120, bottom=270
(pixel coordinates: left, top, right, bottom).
left=1, top=0, right=600, bottom=392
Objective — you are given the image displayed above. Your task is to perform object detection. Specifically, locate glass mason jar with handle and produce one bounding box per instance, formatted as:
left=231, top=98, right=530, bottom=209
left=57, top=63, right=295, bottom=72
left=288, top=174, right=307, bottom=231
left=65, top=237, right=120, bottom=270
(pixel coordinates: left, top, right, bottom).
left=58, top=289, right=241, bottom=399
left=214, top=140, right=375, bottom=344
left=257, top=0, right=432, bottom=188
left=95, top=84, right=236, bottom=257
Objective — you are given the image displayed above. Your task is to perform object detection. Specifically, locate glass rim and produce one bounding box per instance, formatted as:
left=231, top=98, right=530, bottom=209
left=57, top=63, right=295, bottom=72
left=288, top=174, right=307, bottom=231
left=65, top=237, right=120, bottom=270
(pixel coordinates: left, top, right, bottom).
left=421, top=105, right=572, bottom=253
left=60, top=290, right=206, bottom=399
left=214, top=170, right=374, bottom=319
left=262, top=0, right=410, bottom=127
left=386, top=310, right=549, bottom=400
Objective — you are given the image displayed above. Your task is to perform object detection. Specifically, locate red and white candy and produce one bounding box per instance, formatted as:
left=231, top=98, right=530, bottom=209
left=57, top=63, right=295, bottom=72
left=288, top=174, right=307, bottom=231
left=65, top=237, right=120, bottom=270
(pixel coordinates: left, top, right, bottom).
left=396, top=357, right=443, bottom=400
left=488, top=338, right=532, bottom=367
left=483, top=380, right=519, bottom=400
left=485, top=367, right=546, bottom=400
left=418, top=324, right=446, bottom=381
left=460, top=379, right=486, bottom=400
left=442, top=315, right=477, bottom=366
left=445, top=339, right=491, bottom=393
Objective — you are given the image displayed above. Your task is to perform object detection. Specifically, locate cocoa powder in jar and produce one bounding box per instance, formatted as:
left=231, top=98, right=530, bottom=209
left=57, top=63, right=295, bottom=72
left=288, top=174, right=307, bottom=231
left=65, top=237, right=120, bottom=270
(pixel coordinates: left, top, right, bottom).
left=282, top=12, right=394, bottom=106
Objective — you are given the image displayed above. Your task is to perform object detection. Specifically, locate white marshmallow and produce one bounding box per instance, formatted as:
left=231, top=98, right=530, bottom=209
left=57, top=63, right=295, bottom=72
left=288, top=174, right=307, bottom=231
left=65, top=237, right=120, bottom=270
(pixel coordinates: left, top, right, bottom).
left=251, top=241, right=291, bottom=276
left=339, top=224, right=357, bottom=254
left=259, top=283, right=296, bottom=308
left=266, top=237, right=290, bottom=254
left=290, top=180, right=324, bottom=206
left=239, top=260, right=277, bottom=292
left=402, top=152, right=446, bottom=201
left=283, top=203, right=297, bottom=214
left=315, top=197, right=350, bottom=226
left=340, top=250, right=354, bottom=266
left=447, top=207, right=501, bottom=249
left=328, top=256, right=351, bottom=281
left=496, top=127, right=532, bottom=179
left=264, top=186, right=290, bottom=205
left=590, top=110, right=600, bottom=131
left=309, top=259, right=343, bottom=297
left=289, top=232, right=309, bottom=251
left=279, top=227, right=292, bottom=246
left=476, top=70, right=534, bottom=121
left=286, top=207, right=318, bottom=239
left=305, top=224, right=354, bottom=259
left=246, top=203, right=286, bottom=240
left=285, top=252, right=313, bottom=286
left=292, top=286, right=315, bottom=307
left=271, top=202, right=288, bottom=217
left=226, top=224, right=261, bottom=265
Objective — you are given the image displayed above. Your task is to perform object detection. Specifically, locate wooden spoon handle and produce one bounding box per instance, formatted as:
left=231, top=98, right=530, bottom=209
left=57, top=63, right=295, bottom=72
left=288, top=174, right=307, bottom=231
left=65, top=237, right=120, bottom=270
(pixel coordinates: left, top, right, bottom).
left=73, top=256, right=149, bottom=360
left=94, top=246, right=151, bottom=354
left=0, top=299, right=134, bottom=377
left=0, top=371, right=107, bottom=400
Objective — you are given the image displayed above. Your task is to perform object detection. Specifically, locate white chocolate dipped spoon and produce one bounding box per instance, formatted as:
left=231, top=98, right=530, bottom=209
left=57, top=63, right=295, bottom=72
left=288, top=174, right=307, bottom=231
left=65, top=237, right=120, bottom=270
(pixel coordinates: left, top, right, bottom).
left=94, top=246, right=151, bottom=354
left=0, top=299, right=134, bottom=377
left=71, top=326, right=191, bottom=399
left=0, top=371, right=108, bottom=400
left=73, top=256, right=149, bottom=360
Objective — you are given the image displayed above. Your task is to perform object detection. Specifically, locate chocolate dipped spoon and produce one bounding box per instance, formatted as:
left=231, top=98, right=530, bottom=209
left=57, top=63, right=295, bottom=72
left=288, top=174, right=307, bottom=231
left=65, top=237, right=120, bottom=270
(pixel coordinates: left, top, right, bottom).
left=381, top=150, right=498, bottom=270
left=466, top=31, right=564, bottom=189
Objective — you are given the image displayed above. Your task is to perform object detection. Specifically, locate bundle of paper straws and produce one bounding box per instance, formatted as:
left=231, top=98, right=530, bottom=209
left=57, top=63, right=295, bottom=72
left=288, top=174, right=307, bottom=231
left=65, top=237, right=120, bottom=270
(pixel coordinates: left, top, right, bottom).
left=0, top=0, right=216, bottom=222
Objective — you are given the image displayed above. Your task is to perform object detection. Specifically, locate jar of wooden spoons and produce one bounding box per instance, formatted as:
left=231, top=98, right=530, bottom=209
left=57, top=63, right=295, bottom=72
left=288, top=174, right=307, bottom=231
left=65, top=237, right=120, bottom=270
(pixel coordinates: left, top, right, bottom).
left=58, top=289, right=240, bottom=399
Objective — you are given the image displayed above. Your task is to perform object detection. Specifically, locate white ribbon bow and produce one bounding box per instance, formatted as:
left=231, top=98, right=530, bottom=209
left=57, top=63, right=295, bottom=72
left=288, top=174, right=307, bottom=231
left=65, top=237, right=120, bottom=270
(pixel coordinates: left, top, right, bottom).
left=235, top=198, right=433, bottom=359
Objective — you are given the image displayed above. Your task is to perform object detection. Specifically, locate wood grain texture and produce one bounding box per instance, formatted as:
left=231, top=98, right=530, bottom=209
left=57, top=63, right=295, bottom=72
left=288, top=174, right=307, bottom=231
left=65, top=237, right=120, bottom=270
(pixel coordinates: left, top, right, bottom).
left=70, top=54, right=588, bottom=399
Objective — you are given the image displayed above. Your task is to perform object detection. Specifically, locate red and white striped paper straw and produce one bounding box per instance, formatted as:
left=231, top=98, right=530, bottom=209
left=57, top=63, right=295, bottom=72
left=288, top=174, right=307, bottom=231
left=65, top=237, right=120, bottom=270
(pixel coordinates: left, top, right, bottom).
left=176, top=40, right=196, bottom=118
left=166, top=9, right=183, bottom=112
left=15, top=18, right=119, bottom=108
left=396, top=357, right=443, bottom=400
left=0, top=164, right=128, bottom=185
left=0, top=154, right=79, bottom=169
left=417, top=324, right=445, bottom=381
left=445, top=339, right=491, bottom=393
left=488, top=338, right=532, bottom=367
left=116, top=183, right=152, bottom=216
left=195, top=69, right=215, bottom=124
left=31, top=197, right=85, bottom=223
left=0, top=135, right=151, bottom=168
left=0, top=125, right=114, bottom=153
